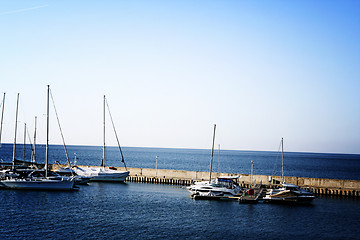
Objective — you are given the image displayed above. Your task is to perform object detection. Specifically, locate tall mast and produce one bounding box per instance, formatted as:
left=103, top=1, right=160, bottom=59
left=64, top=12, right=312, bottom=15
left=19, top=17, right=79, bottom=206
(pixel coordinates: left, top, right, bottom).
left=209, top=124, right=216, bottom=183
left=23, top=123, right=26, bottom=161
left=281, top=137, right=284, bottom=183
left=45, top=85, right=50, bottom=178
left=251, top=160, right=254, bottom=187
left=0, top=93, right=5, bottom=147
left=31, top=116, right=37, bottom=163
left=218, top=144, right=220, bottom=177
left=12, top=93, right=20, bottom=169
left=101, top=95, right=106, bottom=168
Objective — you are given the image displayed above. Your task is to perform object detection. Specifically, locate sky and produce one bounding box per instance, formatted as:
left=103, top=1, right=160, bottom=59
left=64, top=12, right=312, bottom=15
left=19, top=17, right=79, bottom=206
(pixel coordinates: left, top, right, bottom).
left=0, top=0, right=359, bottom=154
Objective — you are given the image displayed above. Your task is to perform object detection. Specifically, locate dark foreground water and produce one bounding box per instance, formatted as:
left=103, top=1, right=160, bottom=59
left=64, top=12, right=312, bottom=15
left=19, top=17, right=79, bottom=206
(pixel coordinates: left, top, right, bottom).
left=0, top=182, right=359, bottom=240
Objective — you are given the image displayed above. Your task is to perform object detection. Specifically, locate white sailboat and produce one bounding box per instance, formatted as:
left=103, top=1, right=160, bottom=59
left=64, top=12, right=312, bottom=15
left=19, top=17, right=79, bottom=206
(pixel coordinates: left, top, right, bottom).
left=263, top=138, right=315, bottom=203
left=0, top=86, right=76, bottom=190
left=263, top=182, right=315, bottom=203
left=188, top=175, right=242, bottom=197
left=73, top=95, right=129, bottom=182
left=187, top=124, right=242, bottom=198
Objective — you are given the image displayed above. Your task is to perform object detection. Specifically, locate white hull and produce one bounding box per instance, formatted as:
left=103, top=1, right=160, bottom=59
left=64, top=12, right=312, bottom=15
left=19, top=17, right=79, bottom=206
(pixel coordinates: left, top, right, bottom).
left=73, top=167, right=129, bottom=182
left=263, top=183, right=315, bottom=204
left=187, top=177, right=242, bottom=197
left=0, top=178, right=76, bottom=190
left=263, top=195, right=315, bottom=203
left=188, top=185, right=239, bottom=196
left=90, top=170, right=130, bottom=182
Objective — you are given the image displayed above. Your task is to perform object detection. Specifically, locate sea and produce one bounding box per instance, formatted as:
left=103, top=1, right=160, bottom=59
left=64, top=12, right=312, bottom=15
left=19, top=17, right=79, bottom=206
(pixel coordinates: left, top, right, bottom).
left=0, top=143, right=360, bottom=240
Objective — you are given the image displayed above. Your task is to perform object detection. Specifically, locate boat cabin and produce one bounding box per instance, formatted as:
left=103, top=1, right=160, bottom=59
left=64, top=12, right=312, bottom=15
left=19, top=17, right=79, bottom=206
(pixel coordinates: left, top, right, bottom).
left=213, top=176, right=240, bottom=188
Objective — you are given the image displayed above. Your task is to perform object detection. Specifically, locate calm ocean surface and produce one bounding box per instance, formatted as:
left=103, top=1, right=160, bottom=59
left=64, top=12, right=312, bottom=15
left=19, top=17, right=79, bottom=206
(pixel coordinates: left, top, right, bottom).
left=1, top=143, right=359, bottom=180
left=1, top=144, right=360, bottom=239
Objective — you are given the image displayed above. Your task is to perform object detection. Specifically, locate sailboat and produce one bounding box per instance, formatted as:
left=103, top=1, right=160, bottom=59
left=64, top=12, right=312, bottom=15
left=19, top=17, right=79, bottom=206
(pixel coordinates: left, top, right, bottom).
left=72, top=95, right=129, bottom=182
left=187, top=124, right=242, bottom=199
left=0, top=86, right=77, bottom=190
left=263, top=138, right=315, bottom=203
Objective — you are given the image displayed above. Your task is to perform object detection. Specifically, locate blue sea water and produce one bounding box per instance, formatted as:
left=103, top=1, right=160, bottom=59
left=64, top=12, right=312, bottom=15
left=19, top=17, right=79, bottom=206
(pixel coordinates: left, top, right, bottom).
left=1, top=144, right=360, bottom=239
left=1, top=143, right=360, bottom=180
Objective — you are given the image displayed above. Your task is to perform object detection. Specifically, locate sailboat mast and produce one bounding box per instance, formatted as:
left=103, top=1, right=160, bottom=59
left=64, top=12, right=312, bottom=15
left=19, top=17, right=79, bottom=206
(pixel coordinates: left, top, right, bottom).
left=31, top=116, right=37, bottom=163
left=251, top=160, right=254, bottom=187
left=45, top=85, right=50, bottom=178
left=218, top=144, right=220, bottom=177
left=209, top=124, right=216, bottom=183
left=13, top=93, right=20, bottom=169
left=281, top=137, right=284, bottom=183
left=0, top=93, right=5, bottom=147
left=102, top=95, right=106, bottom=168
left=12, top=93, right=20, bottom=169
left=23, top=123, right=26, bottom=161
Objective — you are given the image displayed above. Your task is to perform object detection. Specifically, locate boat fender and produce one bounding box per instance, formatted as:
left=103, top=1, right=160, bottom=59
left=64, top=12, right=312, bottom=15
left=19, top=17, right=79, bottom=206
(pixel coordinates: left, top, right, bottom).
left=248, top=189, right=255, bottom=195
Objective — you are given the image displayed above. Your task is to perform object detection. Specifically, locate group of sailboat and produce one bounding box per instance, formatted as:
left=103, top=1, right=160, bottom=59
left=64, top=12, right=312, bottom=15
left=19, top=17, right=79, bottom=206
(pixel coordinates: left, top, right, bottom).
left=0, top=87, right=129, bottom=190
left=0, top=86, right=315, bottom=202
left=188, top=127, right=315, bottom=204
left=0, top=88, right=77, bottom=190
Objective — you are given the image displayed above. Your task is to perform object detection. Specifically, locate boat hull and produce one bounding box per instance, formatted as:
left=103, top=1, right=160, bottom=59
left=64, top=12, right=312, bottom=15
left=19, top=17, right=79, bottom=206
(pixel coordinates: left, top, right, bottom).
left=74, top=176, right=91, bottom=185
left=74, top=167, right=130, bottom=182
left=89, top=171, right=130, bottom=182
left=0, top=179, right=76, bottom=190
left=263, top=195, right=315, bottom=204
left=187, top=177, right=242, bottom=197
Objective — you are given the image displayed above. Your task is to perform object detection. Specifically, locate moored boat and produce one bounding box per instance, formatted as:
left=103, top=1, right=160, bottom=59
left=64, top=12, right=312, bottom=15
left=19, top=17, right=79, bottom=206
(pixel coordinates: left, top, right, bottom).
left=263, top=138, right=315, bottom=203
left=73, top=95, right=129, bottom=182
left=188, top=176, right=242, bottom=197
left=263, top=182, right=315, bottom=203
left=72, top=166, right=129, bottom=182
left=0, top=169, right=76, bottom=190
left=188, top=124, right=242, bottom=199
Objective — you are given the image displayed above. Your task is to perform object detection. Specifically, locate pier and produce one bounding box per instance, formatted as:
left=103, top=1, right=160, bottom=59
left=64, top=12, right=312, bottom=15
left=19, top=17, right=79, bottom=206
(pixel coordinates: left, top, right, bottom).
left=53, top=165, right=360, bottom=197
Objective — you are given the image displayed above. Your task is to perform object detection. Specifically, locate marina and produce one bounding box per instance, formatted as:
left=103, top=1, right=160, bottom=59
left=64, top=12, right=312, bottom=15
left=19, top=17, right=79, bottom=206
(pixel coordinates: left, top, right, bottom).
left=1, top=143, right=360, bottom=239
left=1, top=0, right=359, bottom=238
left=0, top=84, right=359, bottom=237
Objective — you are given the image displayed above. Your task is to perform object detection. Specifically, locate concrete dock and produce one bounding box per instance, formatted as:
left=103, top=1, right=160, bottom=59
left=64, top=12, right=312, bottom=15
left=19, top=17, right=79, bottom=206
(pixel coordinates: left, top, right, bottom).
left=54, top=165, right=360, bottom=197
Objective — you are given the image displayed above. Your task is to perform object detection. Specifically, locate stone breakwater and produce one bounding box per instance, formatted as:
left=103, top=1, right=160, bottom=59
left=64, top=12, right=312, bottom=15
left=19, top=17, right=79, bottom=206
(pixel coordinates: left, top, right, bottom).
left=58, top=165, right=360, bottom=197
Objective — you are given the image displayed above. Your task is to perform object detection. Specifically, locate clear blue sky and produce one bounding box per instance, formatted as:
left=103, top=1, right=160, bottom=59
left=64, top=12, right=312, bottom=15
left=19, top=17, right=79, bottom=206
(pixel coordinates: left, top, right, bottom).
left=1, top=0, right=359, bottom=154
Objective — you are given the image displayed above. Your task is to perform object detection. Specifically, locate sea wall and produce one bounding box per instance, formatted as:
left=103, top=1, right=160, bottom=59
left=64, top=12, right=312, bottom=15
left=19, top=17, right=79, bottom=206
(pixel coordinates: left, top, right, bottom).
left=72, top=165, right=360, bottom=197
